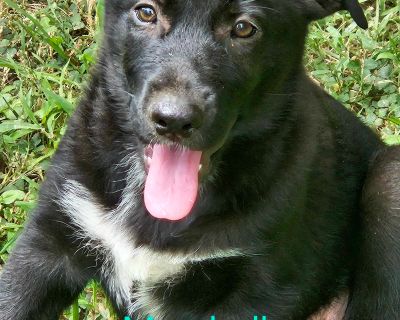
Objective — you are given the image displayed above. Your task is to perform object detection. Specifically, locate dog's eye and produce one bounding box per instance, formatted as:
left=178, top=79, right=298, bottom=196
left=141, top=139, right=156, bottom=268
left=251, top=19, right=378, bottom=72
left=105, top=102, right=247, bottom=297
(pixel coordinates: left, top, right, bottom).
left=135, top=6, right=157, bottom=23
left=232, top=21, right=257, bottom=38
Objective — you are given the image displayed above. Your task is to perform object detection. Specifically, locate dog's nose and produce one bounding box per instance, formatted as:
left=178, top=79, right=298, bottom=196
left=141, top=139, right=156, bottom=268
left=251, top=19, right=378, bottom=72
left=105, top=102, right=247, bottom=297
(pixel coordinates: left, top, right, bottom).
left=151, top=100, right=203, bottom=137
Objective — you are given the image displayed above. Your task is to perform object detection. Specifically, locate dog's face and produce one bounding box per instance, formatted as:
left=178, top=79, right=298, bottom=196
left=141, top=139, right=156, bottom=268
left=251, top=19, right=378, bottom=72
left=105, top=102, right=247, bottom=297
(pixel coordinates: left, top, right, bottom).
left=101, top=0, right=366, bottom=220
left=105, top=1, right=306, bottom=150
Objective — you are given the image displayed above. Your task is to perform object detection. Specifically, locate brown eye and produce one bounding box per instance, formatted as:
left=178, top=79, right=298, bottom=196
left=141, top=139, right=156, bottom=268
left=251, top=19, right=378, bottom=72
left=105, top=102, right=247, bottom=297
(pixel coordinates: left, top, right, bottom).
left=232, top=20, right=257, bottom=38
left=136, top=6, right=157, bottom=23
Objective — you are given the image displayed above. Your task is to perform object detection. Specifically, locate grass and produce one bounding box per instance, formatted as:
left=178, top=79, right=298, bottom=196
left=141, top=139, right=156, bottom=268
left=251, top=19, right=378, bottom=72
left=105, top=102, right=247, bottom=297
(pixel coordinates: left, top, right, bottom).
left=0, top=0, right=399, bottom=319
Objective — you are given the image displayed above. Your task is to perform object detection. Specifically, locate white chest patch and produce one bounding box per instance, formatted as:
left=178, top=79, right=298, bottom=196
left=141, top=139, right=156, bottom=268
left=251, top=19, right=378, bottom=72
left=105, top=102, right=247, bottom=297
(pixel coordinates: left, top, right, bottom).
left=59, top=180, right=244, bottom=315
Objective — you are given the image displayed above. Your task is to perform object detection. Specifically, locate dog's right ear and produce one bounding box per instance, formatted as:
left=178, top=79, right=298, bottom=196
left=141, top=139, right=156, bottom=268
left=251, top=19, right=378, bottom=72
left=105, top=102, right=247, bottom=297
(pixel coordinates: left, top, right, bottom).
left=302, top=0, right=368, bottom=29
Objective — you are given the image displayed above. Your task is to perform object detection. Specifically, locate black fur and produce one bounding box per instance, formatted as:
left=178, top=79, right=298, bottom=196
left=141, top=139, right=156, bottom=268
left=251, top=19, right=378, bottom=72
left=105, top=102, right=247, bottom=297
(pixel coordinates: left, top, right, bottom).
left=1, top=0, right=399, bottom=319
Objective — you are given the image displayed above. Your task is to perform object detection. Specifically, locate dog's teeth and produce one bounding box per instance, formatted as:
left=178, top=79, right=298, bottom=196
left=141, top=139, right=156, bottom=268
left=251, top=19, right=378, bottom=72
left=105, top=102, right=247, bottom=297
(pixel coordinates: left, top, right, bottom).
left=144, top=156, right=152, bottom=173
left=199, top=164, right=202, bottom=172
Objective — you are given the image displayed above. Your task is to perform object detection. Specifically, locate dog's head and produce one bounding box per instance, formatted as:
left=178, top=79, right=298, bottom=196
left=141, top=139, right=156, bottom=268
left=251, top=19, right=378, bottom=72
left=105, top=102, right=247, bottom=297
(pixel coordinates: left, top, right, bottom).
left=100, top=0, right=366, bottom=220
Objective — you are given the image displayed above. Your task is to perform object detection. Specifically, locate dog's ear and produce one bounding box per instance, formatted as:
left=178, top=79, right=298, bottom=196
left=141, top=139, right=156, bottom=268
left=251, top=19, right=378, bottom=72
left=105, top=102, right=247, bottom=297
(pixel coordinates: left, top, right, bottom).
left=303, top=0, right=368, bottom=29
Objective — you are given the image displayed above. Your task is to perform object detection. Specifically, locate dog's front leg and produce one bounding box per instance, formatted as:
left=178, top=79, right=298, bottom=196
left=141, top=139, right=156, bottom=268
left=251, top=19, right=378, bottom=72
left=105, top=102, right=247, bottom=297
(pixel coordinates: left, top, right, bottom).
left=0, top=216, right=90, bottom=320
left=345, top=146, right=400, bottom=319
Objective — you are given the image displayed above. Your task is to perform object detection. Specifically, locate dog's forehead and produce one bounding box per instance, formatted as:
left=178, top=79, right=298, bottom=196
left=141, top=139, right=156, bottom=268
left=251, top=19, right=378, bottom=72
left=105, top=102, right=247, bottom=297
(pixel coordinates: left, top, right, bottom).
left=166, top=0, right=266, bottom=14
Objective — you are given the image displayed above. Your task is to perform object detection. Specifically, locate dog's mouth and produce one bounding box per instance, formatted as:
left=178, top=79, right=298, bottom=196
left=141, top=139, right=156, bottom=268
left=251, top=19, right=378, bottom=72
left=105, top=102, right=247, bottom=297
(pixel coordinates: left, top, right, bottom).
left=143, top=144, right=209, bottom=221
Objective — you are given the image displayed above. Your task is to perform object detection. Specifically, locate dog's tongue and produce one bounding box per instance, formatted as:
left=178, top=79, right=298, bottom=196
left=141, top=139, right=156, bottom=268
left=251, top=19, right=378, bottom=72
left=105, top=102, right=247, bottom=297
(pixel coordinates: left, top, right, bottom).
left=144, top=144, right=202, bottom=221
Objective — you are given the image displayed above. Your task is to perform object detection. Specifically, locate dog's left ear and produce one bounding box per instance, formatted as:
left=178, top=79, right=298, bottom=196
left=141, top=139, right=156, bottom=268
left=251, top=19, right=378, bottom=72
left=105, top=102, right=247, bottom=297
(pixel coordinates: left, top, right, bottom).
left=303, top=0, right=368, bottom=29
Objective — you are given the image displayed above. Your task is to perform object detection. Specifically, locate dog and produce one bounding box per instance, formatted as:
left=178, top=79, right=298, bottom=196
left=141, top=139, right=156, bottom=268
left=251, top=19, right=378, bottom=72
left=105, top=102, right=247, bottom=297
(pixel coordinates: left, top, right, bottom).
left=1, top=0, right=399, bottom=319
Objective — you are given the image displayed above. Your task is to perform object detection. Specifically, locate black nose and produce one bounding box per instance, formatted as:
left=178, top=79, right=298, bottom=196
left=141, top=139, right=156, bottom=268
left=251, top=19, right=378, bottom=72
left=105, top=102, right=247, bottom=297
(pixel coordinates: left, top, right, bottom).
left=151, top=98, right=203, bottom=137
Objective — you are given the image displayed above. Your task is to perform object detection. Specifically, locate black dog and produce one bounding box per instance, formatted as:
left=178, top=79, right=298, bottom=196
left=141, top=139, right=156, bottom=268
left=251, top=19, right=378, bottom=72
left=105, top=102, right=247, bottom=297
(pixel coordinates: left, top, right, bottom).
left=1, top=0, right=399, bottom=319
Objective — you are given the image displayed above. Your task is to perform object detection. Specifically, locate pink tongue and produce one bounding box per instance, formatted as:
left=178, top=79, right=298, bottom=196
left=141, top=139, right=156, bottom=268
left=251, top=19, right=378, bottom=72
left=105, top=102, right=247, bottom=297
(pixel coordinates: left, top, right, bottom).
left=144, top=144, right=202, bottom=221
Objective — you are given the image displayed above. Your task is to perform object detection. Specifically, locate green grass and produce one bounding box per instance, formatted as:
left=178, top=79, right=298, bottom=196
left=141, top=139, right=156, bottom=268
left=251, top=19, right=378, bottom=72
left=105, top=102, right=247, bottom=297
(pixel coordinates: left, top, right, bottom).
left=0, top=0, right=399, bottom=318
left=306, top=0, right=400, bottom=144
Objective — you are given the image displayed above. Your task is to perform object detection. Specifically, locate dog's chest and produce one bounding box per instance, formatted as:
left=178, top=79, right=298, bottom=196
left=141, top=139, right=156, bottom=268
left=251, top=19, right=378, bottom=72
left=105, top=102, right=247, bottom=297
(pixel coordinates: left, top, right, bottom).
left=59, top=181, right=186, bottom=304
left=112, top=245, right=188, bottom=317
left=60, top=180, right=243, bottom=316
left=111, top=243, right=186, bottom=292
